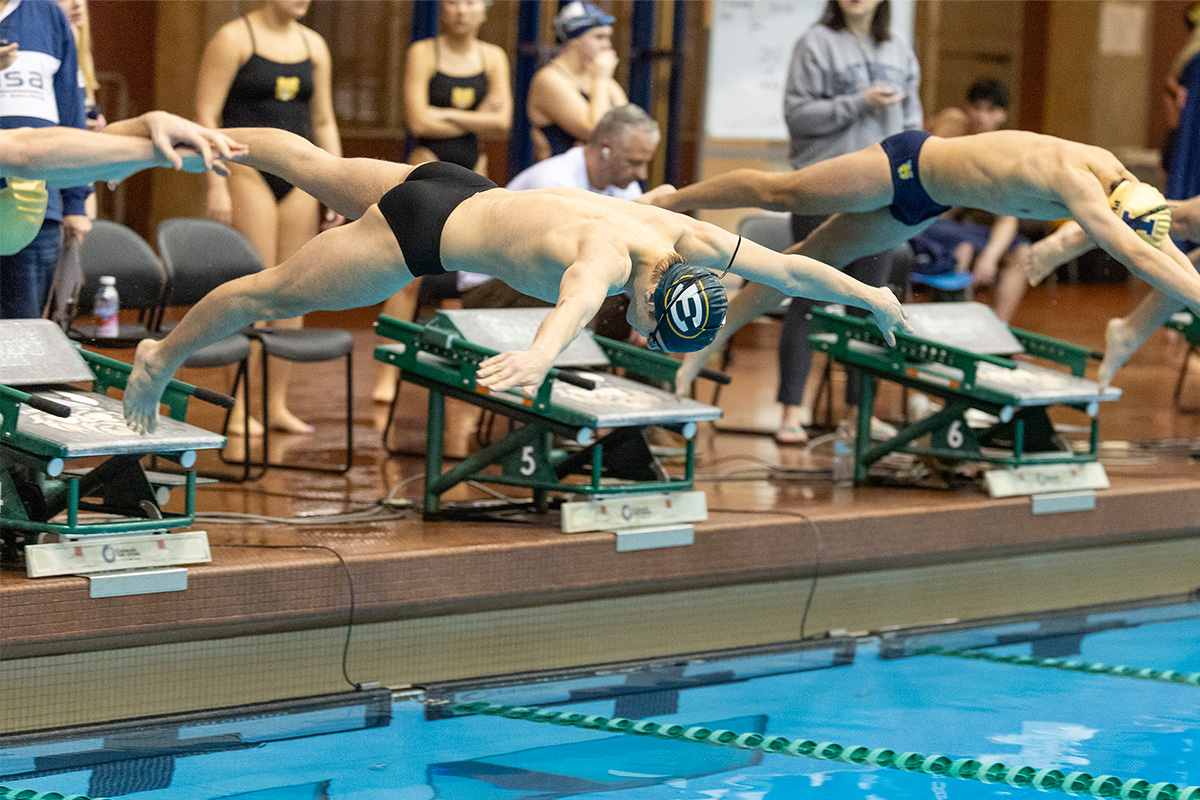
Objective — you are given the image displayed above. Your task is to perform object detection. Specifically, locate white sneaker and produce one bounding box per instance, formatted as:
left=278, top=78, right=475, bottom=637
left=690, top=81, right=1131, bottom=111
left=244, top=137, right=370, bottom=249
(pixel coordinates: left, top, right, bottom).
left=906, top=393, right=941, bottom=421
left=869, top=416, right=898, bottom=440
left=964, top=408, right=1000, bottom=427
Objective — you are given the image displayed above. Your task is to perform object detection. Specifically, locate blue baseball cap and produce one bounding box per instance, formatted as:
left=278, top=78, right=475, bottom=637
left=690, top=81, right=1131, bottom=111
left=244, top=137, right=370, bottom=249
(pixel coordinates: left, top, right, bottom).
left=647, top=262, right=729, bottom=353
left=555, top=1, right=615, bottom=42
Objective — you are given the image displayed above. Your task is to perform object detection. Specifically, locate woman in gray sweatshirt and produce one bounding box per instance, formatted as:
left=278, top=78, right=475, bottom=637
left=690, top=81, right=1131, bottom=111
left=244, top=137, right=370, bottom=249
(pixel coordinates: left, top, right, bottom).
left=775, top=0, right=922, bottom=445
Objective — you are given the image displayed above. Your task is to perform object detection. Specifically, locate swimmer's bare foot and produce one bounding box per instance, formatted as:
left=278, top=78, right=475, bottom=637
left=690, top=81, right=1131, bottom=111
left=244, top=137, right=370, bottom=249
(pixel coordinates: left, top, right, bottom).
left=123, top=339, right=170, bottom=434
left=1025, top=243, right=1059, bottom=287
left=1098, top=316, right=1135, bottom=390
left=268, top=407, right=315, bottom=434
left=225, top=413, right=265, bottom=437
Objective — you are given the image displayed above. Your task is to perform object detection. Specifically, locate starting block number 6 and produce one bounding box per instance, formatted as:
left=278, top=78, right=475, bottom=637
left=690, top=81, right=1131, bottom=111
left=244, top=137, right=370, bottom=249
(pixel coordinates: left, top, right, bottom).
left=946, top=420, right=964, bottom=449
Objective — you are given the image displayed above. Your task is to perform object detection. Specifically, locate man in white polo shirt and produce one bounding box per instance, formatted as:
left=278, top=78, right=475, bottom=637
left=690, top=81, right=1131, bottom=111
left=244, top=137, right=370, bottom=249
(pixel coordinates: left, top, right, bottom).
left=508, top=103, right=658, bottom=198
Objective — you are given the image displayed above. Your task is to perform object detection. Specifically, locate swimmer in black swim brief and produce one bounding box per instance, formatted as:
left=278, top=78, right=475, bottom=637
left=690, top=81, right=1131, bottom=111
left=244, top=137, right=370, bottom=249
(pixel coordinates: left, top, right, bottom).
left=120, top=126, right=910, bottom=435
left=376, top=161, right=498, bottom=277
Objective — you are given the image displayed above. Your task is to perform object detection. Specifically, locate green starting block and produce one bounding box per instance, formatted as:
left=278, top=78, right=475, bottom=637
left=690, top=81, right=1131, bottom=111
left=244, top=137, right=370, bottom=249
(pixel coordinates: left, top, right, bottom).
left=1165, top=311, right=1200, bottom=411
left=1, top=319, right=228, bottom=551
left=810, top=302, right=1121, bottom=487
left=374, top=309, right=724, bottom=519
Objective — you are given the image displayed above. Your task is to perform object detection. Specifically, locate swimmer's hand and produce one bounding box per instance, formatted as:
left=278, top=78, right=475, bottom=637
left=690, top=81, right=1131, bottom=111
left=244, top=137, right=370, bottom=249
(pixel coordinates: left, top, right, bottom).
left=175, top=148, right=234, bottom=177
left=868, top=286, right=911, bottom=347
left=476, top=349, right=555, bottom=394
left=637, top=184, right=678, bottom=210
left=136, top=111, right=248, bottom=172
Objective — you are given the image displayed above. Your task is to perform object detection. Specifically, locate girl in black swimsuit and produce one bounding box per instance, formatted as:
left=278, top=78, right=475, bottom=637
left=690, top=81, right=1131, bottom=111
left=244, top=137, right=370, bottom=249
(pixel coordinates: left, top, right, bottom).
left=403, top=0, right=512, bottom=175
left=196, top=0, right=343, bottom=436
left=374, top=0, right=513, bottom=403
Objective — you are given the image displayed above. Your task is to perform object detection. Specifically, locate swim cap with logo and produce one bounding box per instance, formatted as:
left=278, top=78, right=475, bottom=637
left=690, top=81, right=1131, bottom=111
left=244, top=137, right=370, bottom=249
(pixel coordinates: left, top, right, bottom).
left=1108, top=179, right=1170, bottom=249
left=648, top=262, right=728, bottom=353
left=0, top=176, right=48, bottom=255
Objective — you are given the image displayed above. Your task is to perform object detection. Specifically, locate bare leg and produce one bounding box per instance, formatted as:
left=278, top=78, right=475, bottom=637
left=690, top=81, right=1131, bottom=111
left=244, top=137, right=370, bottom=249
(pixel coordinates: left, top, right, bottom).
left=792, top=208, right=935, bottom=270
left=1099, top=289, right=1182, bottom=389
left=226, top=128, right=414, bottom=219
left=267, top=185, right=323, bottom=433
left=125, top=206, right=414, bottom=433
left=372, top=281, right=420, bottom=402
left=1026, top=222, right=1094, bottom=286
left=992, top=245, right=1030, bottom=323
left=225, top=164, right=278, bottom=437
left=1169, top=195, right=1200, bottom=242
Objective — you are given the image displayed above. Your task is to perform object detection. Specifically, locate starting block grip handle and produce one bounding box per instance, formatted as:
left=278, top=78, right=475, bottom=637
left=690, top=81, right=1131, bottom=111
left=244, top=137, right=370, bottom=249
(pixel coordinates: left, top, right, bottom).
left=27, top=394, right=71, bottom=418
left=698, top=368, right=732, bottom=385
left=192, top=387, right=236, bottom=409
left=554, top=370, right=596, bottom=391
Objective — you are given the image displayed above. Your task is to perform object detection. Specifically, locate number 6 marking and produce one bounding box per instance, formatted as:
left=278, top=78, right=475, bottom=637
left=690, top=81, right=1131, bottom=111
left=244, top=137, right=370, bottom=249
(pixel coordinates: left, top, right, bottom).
left=946, top=420, right=964, bottom=449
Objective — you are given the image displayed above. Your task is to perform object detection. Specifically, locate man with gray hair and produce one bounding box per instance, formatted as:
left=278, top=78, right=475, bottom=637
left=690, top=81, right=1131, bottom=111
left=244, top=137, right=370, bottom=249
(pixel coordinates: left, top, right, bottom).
left=457, top=104, right=662, bottom=339
left=507, top=104, right=660, bottom=198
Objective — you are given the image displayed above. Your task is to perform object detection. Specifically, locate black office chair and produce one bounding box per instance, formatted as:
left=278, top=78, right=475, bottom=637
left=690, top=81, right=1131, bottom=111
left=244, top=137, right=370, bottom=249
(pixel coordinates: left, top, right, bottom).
left=69, top=220, right=167, bottom=347
left=157, top=218, right=354, bottom=475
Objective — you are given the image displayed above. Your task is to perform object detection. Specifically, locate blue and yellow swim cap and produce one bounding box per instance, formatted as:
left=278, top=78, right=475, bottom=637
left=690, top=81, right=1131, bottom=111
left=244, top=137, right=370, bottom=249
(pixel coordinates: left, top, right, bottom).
left=1108, top=179, right=1170, bottom=249
left=648, top=262, right=728, bottom=353
left=0, top=176, right=48, bottom=255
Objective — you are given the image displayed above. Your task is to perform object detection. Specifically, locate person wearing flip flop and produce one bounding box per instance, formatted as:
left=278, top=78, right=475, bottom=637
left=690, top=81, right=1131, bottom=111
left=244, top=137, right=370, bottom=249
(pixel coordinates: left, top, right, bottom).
left=641, top=129, right=1188, bottom=394
left=120, top=126, right=911, bottom=435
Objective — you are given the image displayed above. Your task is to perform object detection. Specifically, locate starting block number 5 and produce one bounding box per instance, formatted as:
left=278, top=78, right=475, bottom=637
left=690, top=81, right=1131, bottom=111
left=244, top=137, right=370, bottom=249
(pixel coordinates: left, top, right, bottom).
left=520, top=445, right=537, bottom=476
left=504, top=442, right=550, bottom=480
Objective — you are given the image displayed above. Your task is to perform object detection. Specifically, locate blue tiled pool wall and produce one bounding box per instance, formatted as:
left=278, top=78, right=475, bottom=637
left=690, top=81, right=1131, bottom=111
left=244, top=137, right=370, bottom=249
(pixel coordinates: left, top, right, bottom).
left=3, top=594, right=1199, bottom=800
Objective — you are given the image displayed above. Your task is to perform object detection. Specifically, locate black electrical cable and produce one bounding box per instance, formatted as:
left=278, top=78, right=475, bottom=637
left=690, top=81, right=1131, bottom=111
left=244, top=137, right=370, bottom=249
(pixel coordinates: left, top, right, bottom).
left=708, top=507, right=824, bottom=640
left=211, top=543, right=365, bottom=691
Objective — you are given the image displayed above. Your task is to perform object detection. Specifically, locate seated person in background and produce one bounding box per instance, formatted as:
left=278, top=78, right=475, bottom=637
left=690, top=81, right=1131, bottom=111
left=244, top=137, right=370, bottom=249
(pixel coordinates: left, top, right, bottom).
left=460, top=104, right=660, bottom=343
left=909, top=78, right=1029, bottom=321
left=527, top=1, right=627, bottom=162
left=643, top=128, right=1196, bottom=392
left=121, top=126, right=910, bottom=434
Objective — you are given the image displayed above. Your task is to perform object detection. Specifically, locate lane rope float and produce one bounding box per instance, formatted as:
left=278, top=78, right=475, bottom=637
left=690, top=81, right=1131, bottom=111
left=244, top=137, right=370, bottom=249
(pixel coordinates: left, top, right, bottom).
left=454, top=702, right=1200, bottom=800
left=919, top=646, right=1200, bottom=687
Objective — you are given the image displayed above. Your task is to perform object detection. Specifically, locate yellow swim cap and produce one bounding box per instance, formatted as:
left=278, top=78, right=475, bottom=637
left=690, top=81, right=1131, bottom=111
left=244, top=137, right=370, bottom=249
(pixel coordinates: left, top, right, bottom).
left=0, top=176, right=48, bottom=255
left=1108, top=180, right=1170, bottom=249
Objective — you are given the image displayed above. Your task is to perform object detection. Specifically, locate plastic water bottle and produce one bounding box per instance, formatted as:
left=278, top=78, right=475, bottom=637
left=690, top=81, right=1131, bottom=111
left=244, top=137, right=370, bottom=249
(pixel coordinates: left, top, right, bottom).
left=832, top=419, right=855, bottom=487
left=94, top=276, right=120, bottom=337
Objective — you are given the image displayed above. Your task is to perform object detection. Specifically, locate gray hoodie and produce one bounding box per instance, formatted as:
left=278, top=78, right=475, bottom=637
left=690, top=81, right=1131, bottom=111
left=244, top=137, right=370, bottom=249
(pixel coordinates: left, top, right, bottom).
left=784, top=23, right=922, bottom=169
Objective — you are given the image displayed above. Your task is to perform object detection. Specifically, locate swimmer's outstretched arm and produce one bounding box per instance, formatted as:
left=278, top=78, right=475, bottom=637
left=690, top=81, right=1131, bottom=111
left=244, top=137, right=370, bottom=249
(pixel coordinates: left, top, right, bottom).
left=224, top=127, right=414, bottom=219
left=1066, top=181, right=1200, bottom=313
left=672, top=223, right=911, bottom=393
left=0, top=116, right=242, bottom=185
left=476, top=246, right=626, bottom=393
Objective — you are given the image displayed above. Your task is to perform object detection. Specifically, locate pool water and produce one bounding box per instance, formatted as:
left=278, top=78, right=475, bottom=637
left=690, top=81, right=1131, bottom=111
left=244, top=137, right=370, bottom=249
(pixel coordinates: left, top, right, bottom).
left=3, top=596, right=1199, bottom=800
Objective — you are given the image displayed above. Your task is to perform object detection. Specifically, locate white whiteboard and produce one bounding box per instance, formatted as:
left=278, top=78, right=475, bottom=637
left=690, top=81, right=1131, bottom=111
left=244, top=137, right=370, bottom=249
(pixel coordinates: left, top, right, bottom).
left=704, top=0, right=915, bottom=141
